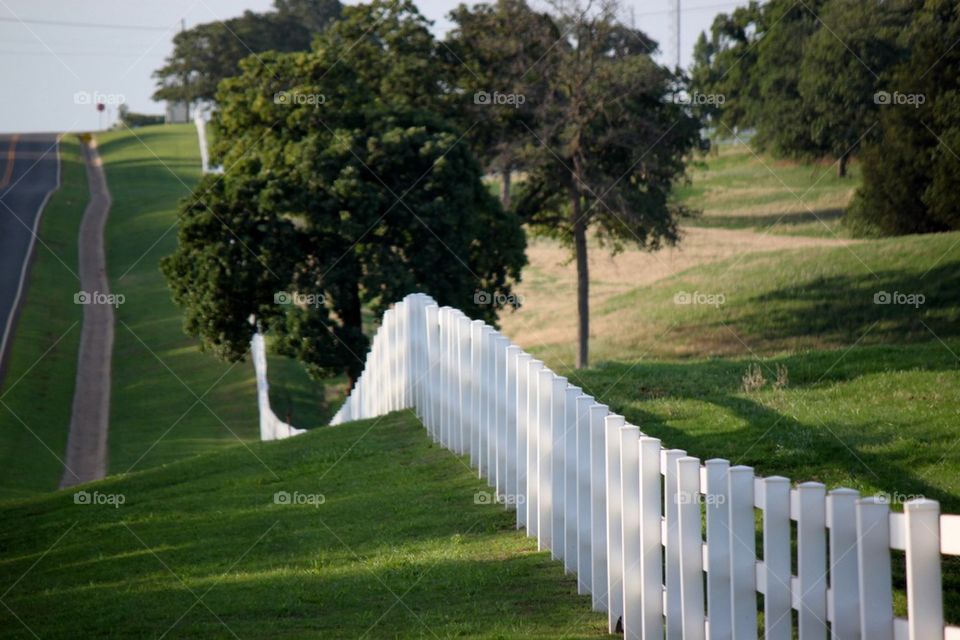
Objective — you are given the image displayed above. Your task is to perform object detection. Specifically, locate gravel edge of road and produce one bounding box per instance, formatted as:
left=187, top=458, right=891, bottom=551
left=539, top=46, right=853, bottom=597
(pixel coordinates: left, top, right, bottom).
left=60, top=137, right=113, bottom=489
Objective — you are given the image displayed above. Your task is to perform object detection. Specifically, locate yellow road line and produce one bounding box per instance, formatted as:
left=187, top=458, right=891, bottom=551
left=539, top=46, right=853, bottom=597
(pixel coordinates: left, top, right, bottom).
left=0, top=134, right=21, bottom=188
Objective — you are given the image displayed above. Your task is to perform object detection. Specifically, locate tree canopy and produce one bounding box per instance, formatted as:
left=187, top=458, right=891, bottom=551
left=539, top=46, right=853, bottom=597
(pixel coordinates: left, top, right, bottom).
left=152, top=0, right=342, bottom=106
left=162, top=0, right=526, bottom=384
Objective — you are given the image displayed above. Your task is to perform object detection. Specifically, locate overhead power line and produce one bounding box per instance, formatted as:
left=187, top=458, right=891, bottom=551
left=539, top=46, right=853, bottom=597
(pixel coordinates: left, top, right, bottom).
left=0, top=15, right=175, bottom=31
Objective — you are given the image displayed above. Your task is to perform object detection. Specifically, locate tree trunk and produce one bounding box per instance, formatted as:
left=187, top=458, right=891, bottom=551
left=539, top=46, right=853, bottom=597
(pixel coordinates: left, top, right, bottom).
left=571, top=187, right=589, bottom=369
left=837, top=152, right=848, bottom=178
left=500, top=166, right=512, bottom=210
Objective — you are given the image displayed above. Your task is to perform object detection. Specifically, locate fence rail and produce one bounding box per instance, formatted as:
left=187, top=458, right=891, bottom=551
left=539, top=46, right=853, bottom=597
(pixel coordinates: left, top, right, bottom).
left=316, top=292, right=959, bottom=639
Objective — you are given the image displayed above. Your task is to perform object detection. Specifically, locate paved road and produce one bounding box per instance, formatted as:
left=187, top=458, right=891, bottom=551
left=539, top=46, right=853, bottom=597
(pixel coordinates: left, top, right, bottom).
left=0, top=133, right=60, bottom=385
left=60, top=139, right=112, bottom=488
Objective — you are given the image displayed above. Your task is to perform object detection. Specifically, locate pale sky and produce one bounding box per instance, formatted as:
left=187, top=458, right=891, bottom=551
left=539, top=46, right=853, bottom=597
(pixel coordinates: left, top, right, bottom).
left=0, top=0, right=749, bottom=133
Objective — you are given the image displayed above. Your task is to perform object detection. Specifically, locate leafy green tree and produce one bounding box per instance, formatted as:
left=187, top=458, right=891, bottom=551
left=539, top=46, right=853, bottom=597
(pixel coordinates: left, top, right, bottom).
left=444, top=0, right=559, bottom=208
left=690, top=2, right=764, bottom=133
left=162, top=1, right=526, bottom=385
left=152, top=0, right=341, bottom=106
left=516, top=0, right=703, bottom=368
left=749, top=0, right=826, bottom=156
left=799, top=0, right=917, bottom=177
left=848, top=0, right=960, bottom=235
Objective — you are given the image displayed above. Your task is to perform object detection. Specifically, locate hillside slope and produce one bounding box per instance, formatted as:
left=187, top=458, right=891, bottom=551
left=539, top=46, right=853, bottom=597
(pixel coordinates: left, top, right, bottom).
left=0, top=411, right=607, bottom=639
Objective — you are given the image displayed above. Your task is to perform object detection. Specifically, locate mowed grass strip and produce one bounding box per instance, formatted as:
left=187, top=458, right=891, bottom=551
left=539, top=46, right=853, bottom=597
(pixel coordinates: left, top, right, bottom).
left=97, top=124, right=260, bottom=473
left=0, top=411, right=609, bottom=639
left=674, top=141, right=859, bottom=237
left=519, top=231, right=960, bottom=365
left=0, top=135, right=86, bottom=500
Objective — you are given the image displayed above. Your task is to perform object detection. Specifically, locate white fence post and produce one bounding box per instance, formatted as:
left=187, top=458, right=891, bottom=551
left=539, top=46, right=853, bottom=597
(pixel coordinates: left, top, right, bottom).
left=590, top=403, right=609, bottom=612
left=564, top=385, right=580, bottom=572
left=828, top=488, right=861, bottom=640
left=620, top=424, right=642, bottom=640
left=526, top=359, right=544, bottom=539
left=857, top=497, right=894, bottom=640
left=425, top=305, right=439, bottom=439
left=605, top=414, right=626, bottom=634
left=505, top=345, right=521, bottom=509
left=551, top=375, right=568, bottom=561
left=763, top=476, right=792, bottom=640
left=728, top=465, right=757, bottom=640
left=516, top=352, right=533, bottom=528
left=638, top=436, right=663, bottom=639
left=537, top=368, right=555, bottom=552
left=576, top=394, right=593, bottom=595
left=470, top=320, right=484, bottom=469
left=677, top=456, right=705, bottom=640
left=797, top=482, right=827, bottom=640
left=705, top=459, right=731, bottom=640
left=905, top=499, right=943, bottom=639
left=662, top=447, right=686, bottom=639
left=496, top=335, right=510, bottom=502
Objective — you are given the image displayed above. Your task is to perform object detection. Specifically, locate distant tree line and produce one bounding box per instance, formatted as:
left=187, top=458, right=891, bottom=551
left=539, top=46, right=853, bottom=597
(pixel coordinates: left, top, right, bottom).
left=691, top=0, right=960, bottom=236
left=153, top=0, right=343, bottom=107
left=161, top=0, right=704, bottom=384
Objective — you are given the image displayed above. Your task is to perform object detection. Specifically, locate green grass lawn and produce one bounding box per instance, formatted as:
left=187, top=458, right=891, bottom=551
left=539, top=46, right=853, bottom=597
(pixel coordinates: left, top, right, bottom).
left=0, top=411, right=608, bottom=639
left=97, top=124, right=342, bottom=468
left=675, top=141, right=859, bottom=237
left=0, top=135, right=86, bottom=500
left=97, top=124, right=260, bottom=473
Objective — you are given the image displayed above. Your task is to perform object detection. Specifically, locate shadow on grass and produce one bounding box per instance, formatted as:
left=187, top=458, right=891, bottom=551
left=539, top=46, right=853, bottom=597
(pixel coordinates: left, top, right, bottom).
left=689, top=208, right=845, bottom=230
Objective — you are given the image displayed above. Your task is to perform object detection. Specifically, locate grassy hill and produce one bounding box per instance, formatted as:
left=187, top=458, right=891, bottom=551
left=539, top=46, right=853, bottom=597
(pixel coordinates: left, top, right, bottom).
left=673, top=141, right=860, bottom=237
left=0, top=135, right=86, bottom=500
left=97, top=124, right=338, bottom=469
left=0, top=411, right=607, bottom=639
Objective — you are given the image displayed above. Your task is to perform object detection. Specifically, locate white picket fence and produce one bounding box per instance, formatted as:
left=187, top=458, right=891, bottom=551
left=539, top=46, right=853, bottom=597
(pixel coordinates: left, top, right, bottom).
left=320, top=292, right=959, bottom=639
left=251, top=333, right=305, bottom=441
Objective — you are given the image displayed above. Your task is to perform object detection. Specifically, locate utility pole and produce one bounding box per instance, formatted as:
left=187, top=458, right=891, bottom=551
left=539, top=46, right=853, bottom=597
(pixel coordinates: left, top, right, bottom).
left=675, top=0, right=681, bottom=69
left=180, top=18, right=190, bottom=120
